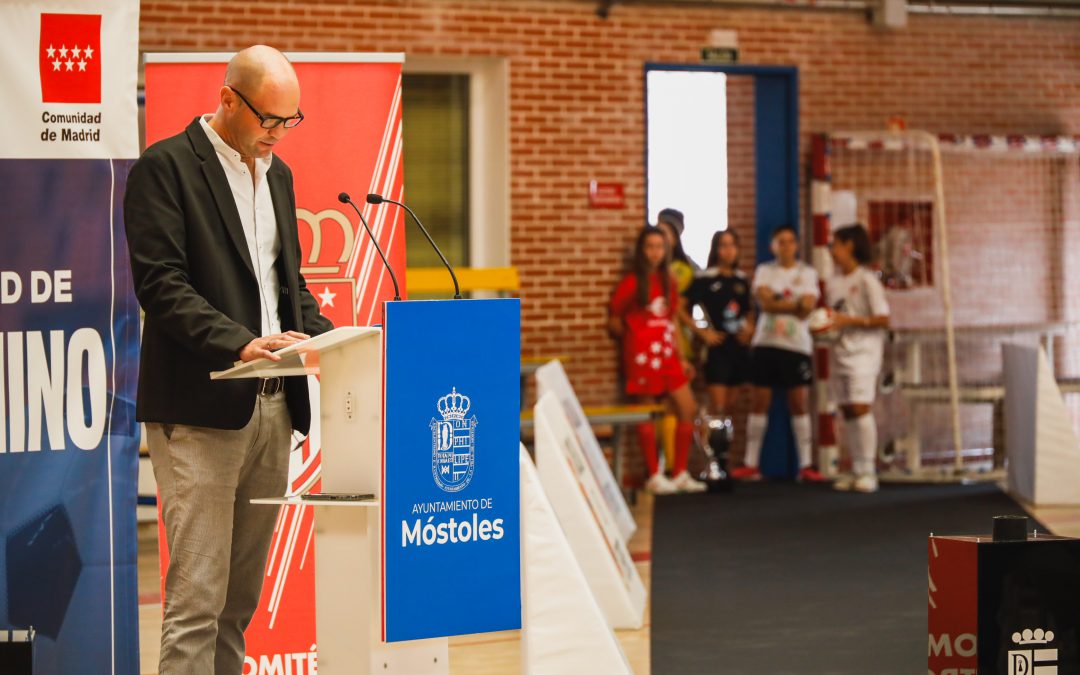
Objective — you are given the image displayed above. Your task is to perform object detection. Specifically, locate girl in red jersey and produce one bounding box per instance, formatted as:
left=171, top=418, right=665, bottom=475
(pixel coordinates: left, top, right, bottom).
left=609, top=226, right=705, bottom=495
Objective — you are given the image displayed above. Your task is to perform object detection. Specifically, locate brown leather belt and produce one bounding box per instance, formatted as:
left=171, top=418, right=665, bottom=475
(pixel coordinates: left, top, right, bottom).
left=258, top=377, right=284, bottom=397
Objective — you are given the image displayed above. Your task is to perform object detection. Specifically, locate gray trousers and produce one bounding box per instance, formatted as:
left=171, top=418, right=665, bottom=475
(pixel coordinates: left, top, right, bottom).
left=147, top=391, right=292, bottom=675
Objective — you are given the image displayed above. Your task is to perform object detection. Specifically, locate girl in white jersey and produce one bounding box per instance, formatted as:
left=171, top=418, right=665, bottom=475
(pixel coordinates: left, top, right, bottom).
left=826, top=224, right=890, bottom=493
left=732, top=225, right=824, bottom=482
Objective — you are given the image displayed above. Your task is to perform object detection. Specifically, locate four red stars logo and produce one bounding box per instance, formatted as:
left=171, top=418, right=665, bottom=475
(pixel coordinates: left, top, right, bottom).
left=39, top=13, right=102, bottom=104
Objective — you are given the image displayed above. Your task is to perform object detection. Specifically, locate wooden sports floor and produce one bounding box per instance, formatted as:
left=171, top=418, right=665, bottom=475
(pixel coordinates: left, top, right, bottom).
left=137, top=489, right=1080, bottom=674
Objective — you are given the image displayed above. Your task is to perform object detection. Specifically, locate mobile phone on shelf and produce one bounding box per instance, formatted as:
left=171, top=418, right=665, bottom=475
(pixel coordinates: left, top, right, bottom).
left=300, top=492, right=374, bottom=502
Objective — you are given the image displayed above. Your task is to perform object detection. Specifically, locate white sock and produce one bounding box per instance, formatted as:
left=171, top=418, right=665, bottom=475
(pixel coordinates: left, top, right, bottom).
left=843, top=416, right=862, bottom=475
left=854, top=413, right=878, bottom=476
left=744, top=413, right=766, bottom=468
left=792, top=414, right=813, bottom=469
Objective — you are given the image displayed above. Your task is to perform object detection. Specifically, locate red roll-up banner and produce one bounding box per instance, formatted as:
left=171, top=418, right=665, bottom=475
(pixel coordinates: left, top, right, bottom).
left=144, top=53, right=406, bottom=673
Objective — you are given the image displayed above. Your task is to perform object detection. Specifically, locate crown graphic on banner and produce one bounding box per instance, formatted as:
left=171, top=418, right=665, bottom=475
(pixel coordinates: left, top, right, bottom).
left=296, top=207, right=358, bottom=277
left=437, top=388, right=471, bottom=420
left=1012, top=628, right=1055, bottom=645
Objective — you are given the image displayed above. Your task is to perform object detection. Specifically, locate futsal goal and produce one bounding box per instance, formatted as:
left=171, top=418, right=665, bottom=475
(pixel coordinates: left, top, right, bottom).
left=810, top=130, right=1080, bottom=480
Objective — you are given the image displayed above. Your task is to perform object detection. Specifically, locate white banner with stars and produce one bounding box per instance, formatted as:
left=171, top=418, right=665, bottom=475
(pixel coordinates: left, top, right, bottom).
left=0, top=0, right=139, bottom=159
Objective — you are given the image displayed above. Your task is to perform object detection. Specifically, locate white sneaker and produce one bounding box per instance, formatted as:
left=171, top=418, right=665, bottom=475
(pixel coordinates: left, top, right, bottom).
left=646, top=472, right=678, bottom=495
left=832, top=473, right=855, bottom=492
left=853, top=474, right=879, bottom=493
left=671, top=471, right=708, bottom=493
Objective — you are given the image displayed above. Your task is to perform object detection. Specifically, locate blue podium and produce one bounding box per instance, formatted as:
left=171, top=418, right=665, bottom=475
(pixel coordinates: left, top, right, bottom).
left=212, top=298, right=521, bottom=673
left=382, top=299, right=522, bottom=642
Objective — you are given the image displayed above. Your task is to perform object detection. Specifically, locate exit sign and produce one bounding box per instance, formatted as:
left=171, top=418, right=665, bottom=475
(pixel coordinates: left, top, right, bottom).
left=701, top=47, right=739, bottom=64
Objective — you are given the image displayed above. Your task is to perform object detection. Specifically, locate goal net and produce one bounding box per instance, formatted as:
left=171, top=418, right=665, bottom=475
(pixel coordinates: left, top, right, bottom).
left=815, top=131, right=1080, bottom=477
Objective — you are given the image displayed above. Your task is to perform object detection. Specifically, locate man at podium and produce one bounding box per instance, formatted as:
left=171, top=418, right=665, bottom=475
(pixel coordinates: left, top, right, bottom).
left=124, top=45, right=332, bottom=673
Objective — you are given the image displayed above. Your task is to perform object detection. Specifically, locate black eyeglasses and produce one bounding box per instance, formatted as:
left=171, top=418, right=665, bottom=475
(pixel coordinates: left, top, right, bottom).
left=227, top=85, right=304, bottom=129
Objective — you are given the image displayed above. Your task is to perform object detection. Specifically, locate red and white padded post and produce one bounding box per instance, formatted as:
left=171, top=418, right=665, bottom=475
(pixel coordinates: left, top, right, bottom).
left=811, top=134, right=839, bottom=476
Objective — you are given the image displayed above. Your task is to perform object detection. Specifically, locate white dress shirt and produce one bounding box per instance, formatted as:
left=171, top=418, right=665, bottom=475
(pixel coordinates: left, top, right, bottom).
left=200, top=115, right=282, bottom=337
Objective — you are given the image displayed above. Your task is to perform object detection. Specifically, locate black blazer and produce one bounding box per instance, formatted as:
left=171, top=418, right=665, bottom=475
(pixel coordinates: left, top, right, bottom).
left=124, top=117, right=333, bottom=434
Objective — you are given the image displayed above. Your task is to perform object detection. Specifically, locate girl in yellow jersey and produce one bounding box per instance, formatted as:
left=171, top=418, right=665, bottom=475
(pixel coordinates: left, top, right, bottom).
left=656, top=208, right=700, bottom=473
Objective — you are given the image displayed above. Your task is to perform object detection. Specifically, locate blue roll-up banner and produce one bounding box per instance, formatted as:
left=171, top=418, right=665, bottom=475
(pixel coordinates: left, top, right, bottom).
left=0, top=1, right=141, bottom=673
left=383, top=299, right=522, bottom=642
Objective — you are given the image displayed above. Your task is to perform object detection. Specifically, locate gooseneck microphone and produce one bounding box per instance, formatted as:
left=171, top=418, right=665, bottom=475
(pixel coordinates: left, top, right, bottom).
left=366, top=193, right=462, bottom=299
left=337, top=192, right=401, bottom=302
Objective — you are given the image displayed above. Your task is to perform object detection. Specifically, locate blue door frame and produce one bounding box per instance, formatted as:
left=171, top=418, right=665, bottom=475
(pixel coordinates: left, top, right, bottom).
left=644, top=63, right=802, bottom=479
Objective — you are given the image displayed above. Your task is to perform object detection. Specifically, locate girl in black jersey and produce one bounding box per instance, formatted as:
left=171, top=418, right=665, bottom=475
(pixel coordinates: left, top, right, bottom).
left=683, top=230, right=755, bottom=415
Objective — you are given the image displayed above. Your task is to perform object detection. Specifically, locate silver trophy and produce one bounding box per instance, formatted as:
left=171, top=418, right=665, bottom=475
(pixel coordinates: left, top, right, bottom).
left=697, top=411, right=734, bottom=492
left=689, top=307, right=735, bottom=492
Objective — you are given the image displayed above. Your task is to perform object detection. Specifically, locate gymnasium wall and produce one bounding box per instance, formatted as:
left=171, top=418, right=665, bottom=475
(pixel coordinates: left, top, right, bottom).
left=139, top=0, right=1080, bottom=410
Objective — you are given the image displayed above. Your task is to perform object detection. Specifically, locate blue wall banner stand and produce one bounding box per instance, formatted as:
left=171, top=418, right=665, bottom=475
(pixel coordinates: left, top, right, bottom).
left=0, top=1, right=142, bottom=669
left=383, top=299, right=522, bottom=643
left=0, top=159, right=141, bottom=674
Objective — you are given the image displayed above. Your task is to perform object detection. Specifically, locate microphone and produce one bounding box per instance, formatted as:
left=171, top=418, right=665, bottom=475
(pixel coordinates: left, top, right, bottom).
left=366, top=193, right=461, bottom=299
left=337, top=192, right=401, bottom=302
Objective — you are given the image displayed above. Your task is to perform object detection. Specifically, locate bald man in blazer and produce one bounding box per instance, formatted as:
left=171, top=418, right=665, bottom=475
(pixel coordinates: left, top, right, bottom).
left=124, top=46, right=332, bottom=673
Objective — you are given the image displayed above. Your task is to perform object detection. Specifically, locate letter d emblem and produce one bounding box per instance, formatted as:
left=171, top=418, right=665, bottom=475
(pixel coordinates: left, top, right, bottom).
left=1009, top=651, right=1031, bottom=675
left=435, top=421, right=453, bottom=451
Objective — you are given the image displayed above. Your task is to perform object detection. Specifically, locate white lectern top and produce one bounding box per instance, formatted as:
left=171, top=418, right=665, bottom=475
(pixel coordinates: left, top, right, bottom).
left=210, top=326, right=381, bottom=379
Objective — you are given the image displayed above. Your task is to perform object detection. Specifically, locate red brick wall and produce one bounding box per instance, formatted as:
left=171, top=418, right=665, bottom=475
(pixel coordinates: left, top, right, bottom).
left=725, top=74, right=756, bottom=280
left=139, top=0, right=1080, bottom=411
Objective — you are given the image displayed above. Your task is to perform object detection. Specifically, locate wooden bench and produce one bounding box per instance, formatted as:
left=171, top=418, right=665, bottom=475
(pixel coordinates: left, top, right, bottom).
left=520, top=354, right=571, bottom=409
left=898, top=383, right=1004, bottom=404
left=522, top=354, right=569, bottom=378
left=521, top=403, right=666, bottom=495
left=1057, top=378, right=1080, bottom=394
